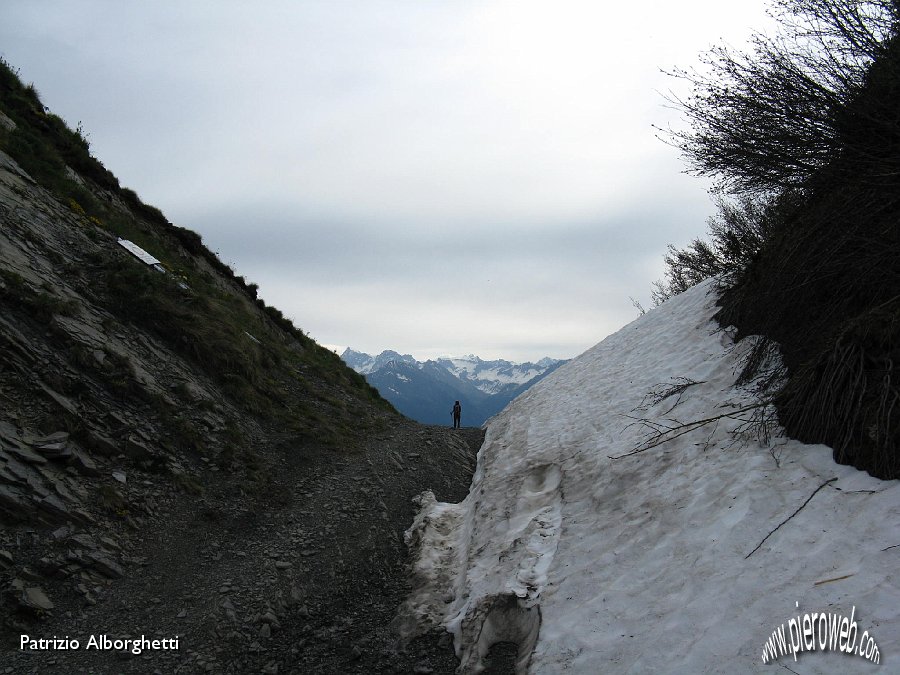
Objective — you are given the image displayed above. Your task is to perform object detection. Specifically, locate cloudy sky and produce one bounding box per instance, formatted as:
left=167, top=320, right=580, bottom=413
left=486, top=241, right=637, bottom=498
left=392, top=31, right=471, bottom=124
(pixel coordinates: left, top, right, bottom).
left=1, top=1, right=772, bottom=362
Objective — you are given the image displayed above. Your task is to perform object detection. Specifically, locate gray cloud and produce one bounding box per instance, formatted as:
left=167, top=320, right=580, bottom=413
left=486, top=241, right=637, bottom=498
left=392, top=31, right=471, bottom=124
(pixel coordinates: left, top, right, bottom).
left=0, top=0, right=772, bottom=361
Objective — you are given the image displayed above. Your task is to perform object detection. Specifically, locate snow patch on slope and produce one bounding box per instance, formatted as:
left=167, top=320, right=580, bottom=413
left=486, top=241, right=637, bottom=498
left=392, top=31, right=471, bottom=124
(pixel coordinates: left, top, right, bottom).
left=399, top=279, right=900, bottom=673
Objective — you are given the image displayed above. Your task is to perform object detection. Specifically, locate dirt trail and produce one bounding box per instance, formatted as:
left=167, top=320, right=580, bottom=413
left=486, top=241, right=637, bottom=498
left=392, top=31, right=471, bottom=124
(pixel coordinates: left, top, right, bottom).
left=3, top=422, right=484, bottom=674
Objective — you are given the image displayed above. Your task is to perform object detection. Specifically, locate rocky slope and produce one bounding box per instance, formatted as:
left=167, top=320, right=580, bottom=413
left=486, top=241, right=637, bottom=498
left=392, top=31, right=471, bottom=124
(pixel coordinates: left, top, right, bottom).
left=2, top=417, right=483, bottom=674
left=0, top=62, right=488, bottom=673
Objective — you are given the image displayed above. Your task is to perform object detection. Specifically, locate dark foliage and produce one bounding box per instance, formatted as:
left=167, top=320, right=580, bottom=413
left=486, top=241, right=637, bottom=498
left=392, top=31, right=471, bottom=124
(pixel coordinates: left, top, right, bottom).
left=0, top=269, right=78, bottom=323
left=664, top=0, right=900, bottom=195
left=663, top=0, right=900, bottom=478
left=776, top=298, right=899, bottom=477
left=717, top=166, right=900, bottom=477
left=651, top=195, right=786, bottom=304
left=100, top=259, right=265, bottom=390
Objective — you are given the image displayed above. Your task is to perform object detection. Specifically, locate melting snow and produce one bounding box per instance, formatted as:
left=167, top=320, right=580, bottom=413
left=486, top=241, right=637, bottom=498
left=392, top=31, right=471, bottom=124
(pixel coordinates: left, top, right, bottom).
left=401, top=279, right=899, bottom=673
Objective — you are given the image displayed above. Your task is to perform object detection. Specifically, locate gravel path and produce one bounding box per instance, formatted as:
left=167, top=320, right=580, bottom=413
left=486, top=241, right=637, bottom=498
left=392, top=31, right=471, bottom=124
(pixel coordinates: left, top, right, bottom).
left=2, top=421, right=485, bottom=674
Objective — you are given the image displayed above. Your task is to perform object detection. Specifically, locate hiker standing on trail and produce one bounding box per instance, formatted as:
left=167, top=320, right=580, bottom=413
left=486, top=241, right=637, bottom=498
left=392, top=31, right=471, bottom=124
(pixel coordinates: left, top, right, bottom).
left=451, top=400, right=462, bottom=429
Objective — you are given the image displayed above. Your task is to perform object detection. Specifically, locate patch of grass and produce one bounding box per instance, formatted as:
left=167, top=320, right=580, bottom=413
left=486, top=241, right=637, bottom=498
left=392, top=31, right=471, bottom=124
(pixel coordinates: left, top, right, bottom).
left=100, top=258, right=264, bottom=392
left=0, top=268, right=78, bottom=323
left=95, top=348, right=151, bottom=403
left=776, top=298, right=900, bottom=478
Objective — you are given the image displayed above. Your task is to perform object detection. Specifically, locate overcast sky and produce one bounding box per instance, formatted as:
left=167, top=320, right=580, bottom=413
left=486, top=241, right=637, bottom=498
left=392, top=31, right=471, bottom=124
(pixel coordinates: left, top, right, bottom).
left=1, top=1, right=772, bottom=362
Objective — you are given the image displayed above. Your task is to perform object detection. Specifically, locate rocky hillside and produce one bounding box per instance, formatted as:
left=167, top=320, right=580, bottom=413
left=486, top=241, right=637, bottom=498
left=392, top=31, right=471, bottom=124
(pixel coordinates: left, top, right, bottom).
left=0, top=65, right=390, bottom=533
left=0, top=59, right=485, bottom=672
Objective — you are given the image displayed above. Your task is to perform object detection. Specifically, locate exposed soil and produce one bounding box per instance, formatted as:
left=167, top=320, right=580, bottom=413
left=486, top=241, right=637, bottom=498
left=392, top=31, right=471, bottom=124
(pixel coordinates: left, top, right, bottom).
left=2, top=421, right=484, bottom=674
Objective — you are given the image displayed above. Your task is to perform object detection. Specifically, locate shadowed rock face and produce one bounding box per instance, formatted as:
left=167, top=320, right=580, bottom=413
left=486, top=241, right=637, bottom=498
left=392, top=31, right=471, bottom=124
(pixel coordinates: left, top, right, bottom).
left=0, top=147, right=250, bottom=531
left=0, top=75, right=484, bottom=670
left=3, top=415, right=484, bottom=673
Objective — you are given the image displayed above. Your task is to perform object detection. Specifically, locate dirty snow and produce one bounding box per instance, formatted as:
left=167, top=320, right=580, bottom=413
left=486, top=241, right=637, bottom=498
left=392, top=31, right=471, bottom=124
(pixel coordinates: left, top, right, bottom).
left=402, top=278, right=899, bottom=673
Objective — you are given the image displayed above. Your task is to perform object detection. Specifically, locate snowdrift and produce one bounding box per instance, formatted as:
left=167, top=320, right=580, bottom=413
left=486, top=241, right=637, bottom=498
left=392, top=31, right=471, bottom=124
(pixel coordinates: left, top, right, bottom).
left=400, top=279, right=899, bottom=673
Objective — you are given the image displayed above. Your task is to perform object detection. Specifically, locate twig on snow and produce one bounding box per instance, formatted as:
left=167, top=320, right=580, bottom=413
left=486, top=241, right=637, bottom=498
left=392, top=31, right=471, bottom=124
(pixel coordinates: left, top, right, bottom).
left=813, top=573, right=854, bottom=586
left=610, top=403, right=766, bottom=460
left=745, top=477, right=838, bottom=559
left=633, top=377, right=705, bottom=415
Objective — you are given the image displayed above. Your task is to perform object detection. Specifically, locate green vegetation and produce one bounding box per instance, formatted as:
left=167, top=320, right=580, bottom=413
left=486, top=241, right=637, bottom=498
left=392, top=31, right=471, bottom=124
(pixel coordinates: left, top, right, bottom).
left=0, top=268, right=78, bottom=323
left=101, top=259, right=264, bottom=386
left=0, top=55, right=392, bottom=470
left=658, top=0, right=899, bottom=478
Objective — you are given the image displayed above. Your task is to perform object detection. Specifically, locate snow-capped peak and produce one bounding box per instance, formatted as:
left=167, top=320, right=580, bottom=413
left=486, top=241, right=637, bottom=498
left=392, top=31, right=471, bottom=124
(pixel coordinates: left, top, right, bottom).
left=342, top=350, right=566, bottom=394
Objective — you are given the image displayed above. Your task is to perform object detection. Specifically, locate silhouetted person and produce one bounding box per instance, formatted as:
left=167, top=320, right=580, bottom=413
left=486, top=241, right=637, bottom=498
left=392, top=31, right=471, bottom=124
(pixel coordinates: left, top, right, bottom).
left=452, top=400, right=462, bottom=429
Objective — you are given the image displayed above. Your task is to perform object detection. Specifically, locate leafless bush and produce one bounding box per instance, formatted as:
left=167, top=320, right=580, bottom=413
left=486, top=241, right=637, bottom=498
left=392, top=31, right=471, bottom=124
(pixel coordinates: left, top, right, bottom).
left=662, top=0, right=900, bottom=194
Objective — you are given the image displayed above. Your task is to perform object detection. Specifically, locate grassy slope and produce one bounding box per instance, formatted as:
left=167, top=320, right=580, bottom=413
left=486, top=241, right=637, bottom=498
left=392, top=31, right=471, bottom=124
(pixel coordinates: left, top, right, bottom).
left=0, top=57, right=394, bottom=455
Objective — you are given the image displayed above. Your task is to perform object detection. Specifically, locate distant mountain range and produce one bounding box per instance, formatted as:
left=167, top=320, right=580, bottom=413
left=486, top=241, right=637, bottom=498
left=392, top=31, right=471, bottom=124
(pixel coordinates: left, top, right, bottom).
left=341, top=349, right=568, bottom=426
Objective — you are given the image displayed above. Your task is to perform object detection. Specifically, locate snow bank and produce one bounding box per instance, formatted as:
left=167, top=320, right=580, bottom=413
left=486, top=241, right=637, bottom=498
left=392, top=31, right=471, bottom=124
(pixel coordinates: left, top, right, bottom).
left=400, top=279, right=899, bottom=673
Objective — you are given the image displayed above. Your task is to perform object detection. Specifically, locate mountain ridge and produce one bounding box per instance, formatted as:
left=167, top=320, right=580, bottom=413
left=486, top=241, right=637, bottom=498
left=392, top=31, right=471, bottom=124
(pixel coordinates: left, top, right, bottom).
left=341, top=348, right=568, bottom=426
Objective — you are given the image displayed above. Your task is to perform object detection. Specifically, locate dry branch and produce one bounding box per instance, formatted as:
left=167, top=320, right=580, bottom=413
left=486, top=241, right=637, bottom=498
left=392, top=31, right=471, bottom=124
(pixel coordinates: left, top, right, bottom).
left=634, top=377, right=705, bottom=414
left=611, top=403, right=766, bottom=460
left=813, top=573, right=854, bottom=586
left=745, top=477, right=838, bottom=559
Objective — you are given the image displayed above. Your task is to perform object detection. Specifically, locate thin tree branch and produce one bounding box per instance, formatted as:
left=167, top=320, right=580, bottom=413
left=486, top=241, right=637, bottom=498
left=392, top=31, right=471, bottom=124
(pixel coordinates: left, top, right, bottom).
left=745, top=477, right=838, bottom=559
left=610, top=403, right=767, bottom=460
